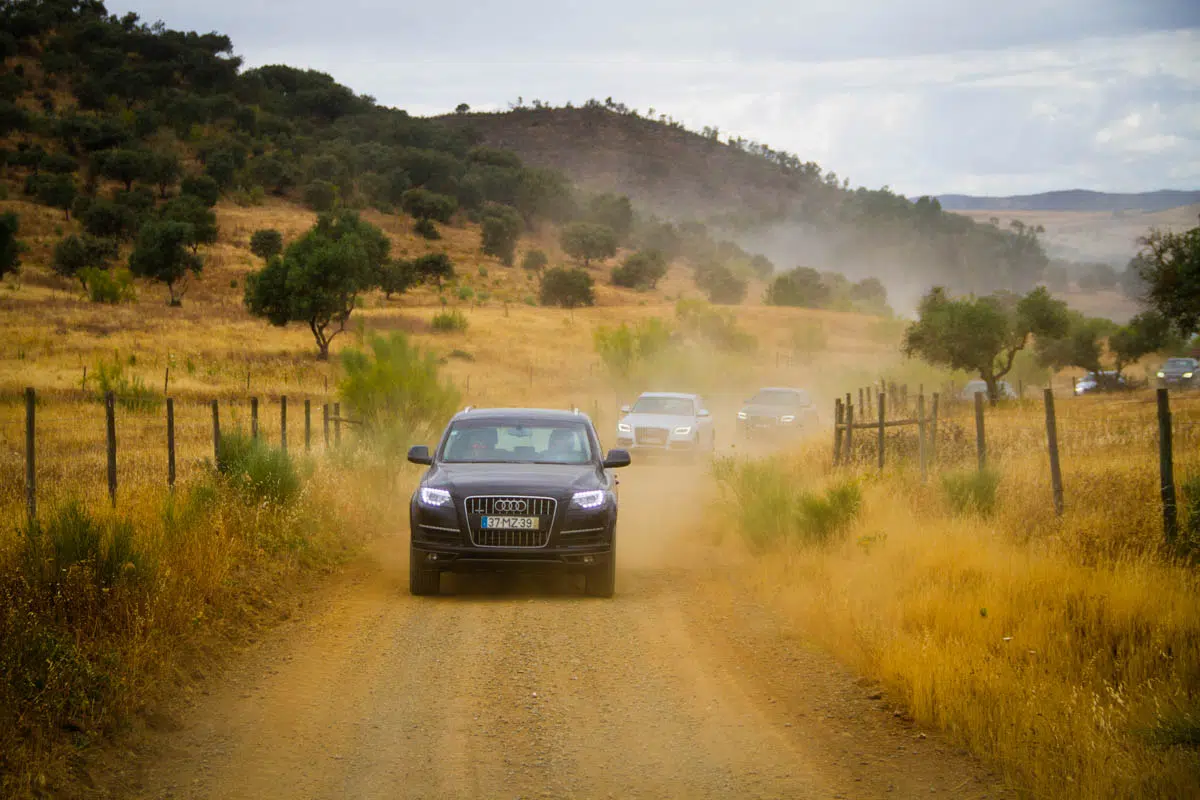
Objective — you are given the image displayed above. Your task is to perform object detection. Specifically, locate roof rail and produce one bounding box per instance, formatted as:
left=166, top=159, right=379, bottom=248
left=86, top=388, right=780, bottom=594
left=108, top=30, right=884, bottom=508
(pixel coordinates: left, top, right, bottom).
left=462, top=405, right=474, bottom=413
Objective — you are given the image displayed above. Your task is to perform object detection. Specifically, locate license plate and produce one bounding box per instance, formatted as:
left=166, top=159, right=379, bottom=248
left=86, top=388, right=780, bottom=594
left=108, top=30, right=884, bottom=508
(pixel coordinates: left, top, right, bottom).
left=482, top=516, right=539, bottom=530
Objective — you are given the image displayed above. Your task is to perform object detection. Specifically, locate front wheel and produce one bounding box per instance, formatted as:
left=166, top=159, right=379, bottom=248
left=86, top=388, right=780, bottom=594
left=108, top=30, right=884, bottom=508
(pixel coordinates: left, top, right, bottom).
left=585, top=552, right=615, bottom=598
left=409, top=548, right=441, bottom=596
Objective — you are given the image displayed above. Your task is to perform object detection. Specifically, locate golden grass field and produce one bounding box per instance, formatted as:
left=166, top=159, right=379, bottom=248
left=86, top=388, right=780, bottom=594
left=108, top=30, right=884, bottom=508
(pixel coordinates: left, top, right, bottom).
left=2, top=189, right=1198, bottom=798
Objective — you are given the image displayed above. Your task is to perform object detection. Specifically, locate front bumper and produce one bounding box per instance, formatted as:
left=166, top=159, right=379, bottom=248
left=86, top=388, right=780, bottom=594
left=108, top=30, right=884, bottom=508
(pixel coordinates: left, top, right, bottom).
left=738, top=418, right=801, bottom=437
left=410, top=542, right=612, bottom=573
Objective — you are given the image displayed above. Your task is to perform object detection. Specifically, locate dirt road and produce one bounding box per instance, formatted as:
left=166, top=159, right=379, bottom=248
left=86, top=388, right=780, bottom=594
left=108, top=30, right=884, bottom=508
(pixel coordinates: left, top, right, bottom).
left=115, top=465, right=1010, bottom=799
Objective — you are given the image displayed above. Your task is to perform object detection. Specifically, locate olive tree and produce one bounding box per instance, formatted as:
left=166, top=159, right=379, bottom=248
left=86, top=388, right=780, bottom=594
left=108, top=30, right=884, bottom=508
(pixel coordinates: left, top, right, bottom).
left=244, top=211, right=389, bottom=359
left=1134, top=224, right=1200, bottom=336
left=903, top=286, right=1070, bottom=404
left=480, top=203, right=522, bottom=265
left=540, top=267, right=594, bottom=308
left=128, top=220, right=203, bottom=306
left=250, top=228, right=283, bottom=262
left=560, top=222, right=617, bottom=267
left=52, top=233, right=117, bottom=291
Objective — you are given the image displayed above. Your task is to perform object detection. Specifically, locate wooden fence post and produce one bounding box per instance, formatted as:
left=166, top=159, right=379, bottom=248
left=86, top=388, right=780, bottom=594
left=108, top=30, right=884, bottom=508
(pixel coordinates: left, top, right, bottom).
left=211, top=399, right=221, bottom=465
left=164, top=366, right=170, bottom=397
left=877, top=391, right=886, bottom=470
left=930, top=392, right=940, bottom=463
left=859, top=387, right=865, bottom=413
left=167, top=397, right=176, bottom=489
left=974, top=391, right=987, bottom=470
left=917, top=393, right=927, bottom=484
left=251, top=396, right=259, bottom=439
left=1043, top=389, right=1063, bottom=516
left=280, top=395, right=288, bottom=453
left=333, top=402, right=342, bottom=446
left=833, top=398, right=844, bottom=465
left=304, top=399, right=312, bottom=453
left=25, top=387, right=35, bottom=523
left=1158, top=389, right=1177, bottom=543
left=845, top=398, right=855, bottom=462
left=322, top=403, right=330, bottom=449
left=105, top=391, right=117, bottom=507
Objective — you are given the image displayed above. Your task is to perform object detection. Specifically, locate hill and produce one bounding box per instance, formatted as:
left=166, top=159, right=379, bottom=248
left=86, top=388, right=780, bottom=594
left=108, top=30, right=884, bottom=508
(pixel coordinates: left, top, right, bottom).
left=935, top=190, right=1200, bottom=214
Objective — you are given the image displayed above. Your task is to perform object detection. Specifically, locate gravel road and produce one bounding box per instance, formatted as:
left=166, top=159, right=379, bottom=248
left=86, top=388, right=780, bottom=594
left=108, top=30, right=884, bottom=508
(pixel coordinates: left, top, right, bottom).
left=119, top=464, right=1011, bottom=799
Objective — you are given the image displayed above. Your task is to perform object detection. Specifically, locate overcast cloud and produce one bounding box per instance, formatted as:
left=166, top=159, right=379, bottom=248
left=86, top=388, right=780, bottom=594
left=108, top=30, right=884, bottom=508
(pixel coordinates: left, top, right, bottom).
left=110, top=0, right=1200, bottom=196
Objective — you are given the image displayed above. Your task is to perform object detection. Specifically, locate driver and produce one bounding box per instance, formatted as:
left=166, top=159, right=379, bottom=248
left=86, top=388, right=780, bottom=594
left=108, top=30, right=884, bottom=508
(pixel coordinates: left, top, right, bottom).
left=545, top=428, right=579, bottom=462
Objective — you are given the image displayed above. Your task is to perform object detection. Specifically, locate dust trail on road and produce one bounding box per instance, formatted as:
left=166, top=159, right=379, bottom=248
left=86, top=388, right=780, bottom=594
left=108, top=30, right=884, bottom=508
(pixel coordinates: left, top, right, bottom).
left=118, top=462, right=1009, bottom=799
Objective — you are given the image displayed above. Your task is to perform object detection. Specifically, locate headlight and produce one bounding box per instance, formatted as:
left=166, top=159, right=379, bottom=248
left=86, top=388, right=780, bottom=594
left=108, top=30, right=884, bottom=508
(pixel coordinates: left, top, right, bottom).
left=617, top=422, right=632, bottom=433
left=673, top=426, right=692, bottom=435
left=1157, top=371, right=1165, bottom=378
left=780, top=415, right=796, bottom=423
left=737, top=411, right=747, bottom=420
left=1186, top=373, right=1194, bottom=379
left=571, top=490, right=606, bottom=510
left=419, top=487, right=452, bottom=507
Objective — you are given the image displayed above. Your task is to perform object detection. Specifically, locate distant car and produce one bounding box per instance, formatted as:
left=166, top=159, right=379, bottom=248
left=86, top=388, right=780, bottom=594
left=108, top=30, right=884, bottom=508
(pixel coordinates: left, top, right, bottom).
left=960, top=379, right=1017, bottom=401
left=406, top=407, right=631, bottom=597
left=1157, top=357, right=1198, bottom=388
left=615, top=392, right=715, bottom=456
left=1074, top=371, right=1129, bottom=395
left=736, top=387, right=818, bottom=438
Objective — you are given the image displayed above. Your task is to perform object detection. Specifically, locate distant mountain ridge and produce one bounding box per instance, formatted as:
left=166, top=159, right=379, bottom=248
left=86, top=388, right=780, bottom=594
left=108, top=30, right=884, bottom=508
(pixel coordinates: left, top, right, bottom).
left=934, top=190, right=1200, bottom=213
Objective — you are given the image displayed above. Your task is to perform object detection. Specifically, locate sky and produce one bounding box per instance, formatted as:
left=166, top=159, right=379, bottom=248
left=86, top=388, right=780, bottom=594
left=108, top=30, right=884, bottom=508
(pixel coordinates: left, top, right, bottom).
left=109, top=0, right=1200, bottom=197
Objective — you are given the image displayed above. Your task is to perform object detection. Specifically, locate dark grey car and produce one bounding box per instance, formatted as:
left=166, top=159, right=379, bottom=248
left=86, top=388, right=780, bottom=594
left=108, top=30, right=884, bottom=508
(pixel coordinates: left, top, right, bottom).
left=1157, top=357, right=1198, bottom=388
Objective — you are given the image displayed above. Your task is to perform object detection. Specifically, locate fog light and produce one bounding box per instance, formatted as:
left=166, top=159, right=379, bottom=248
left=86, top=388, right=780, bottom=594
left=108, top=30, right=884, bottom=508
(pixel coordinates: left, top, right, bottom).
left=427, top=553, right=438, bottom=562
left=583, top=555, right=594, bottom=564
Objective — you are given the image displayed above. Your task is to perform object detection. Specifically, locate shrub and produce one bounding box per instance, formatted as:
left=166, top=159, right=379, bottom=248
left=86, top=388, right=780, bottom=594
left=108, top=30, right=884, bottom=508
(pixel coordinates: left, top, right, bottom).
left=594, top=317, right=674, bottom=380
left=249, top=229, right=283, bottom=262
left=521, top=249, right=548, bottom=272
left=215, top=431, right=300, bottom=505
left=942, top=468, right=1000, bottom=516
left=795, top=481, right=862, bottom=544
left=540, top=266, right=594, bottom=308
left=675, top=299, right=756, bottom=352
left=612, top=249, right=668, bottom=290
left=90, top=358, right=160, bottom=411
left=431, top=308, right=469, bottom=332
left=694, top=261, right=747, bottom=304
left=414, top=217, right=440, bottom=240
left=401, top=187, right=457, bottom=223
left=80, top=267, right=136, bottom=304
left=22, top=500, right=154, bottom=591
left=766, top=267, right=831, bottom=308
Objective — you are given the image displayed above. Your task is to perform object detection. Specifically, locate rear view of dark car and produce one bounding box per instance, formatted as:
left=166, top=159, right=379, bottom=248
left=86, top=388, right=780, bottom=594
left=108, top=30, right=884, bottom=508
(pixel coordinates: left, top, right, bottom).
left=737, top=387, right=818, bottom=439
left=406, top=408, right=630, bottom=597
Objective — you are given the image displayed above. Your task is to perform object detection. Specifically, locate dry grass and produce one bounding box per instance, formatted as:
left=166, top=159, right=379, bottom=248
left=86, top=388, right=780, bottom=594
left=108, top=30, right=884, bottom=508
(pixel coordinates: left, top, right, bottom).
left=715, top=393, right=1200, bottom=799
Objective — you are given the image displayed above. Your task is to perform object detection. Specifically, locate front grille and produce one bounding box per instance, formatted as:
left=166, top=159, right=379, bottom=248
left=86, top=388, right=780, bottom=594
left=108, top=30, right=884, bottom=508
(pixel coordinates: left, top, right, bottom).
left=749, top=415, right=777, bottom=426
left=635, top=426, right=669, bottom=445
left=465, top=496, right=556, bottom=548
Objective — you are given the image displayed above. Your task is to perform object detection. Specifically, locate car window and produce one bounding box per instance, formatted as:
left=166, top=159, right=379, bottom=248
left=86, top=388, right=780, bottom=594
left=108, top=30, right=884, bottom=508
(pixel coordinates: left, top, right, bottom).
left=1166, top=358, right=1196, bottom=369
left=440, top=421, right=594, bottom=464
left=750, top=389, right=808, bottom=406
left=631, top=396, right=695, bottom=416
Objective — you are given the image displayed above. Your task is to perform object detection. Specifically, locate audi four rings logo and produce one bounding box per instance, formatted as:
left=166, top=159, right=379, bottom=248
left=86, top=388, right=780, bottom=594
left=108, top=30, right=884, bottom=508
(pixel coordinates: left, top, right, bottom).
left=492, top=499, right=529, bottom=513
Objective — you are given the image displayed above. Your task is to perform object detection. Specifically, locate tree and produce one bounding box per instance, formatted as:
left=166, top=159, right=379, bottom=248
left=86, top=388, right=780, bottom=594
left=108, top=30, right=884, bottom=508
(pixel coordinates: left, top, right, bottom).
left=204, top=149, right=238, bottom=188
left=521, top=249, right=548, bottom=272
left=540, top=267, right=594, bottom=308
left=250, top=229, right=283, bottom=262
left=146, top=151, right=181, bottom=198
left=161, top=195, right=218, bottom=253
left=903, top=286, right=1070, bottom=404
left=181, top=174, right=220, bottom=207
left=850, top=277, right=889, bottom=314
left=1110, top=310, right=1171, bottom=377
left=411, top=253, right=455, bottom=287
left=1035, top=313, right=1114, bottom=375
left=36, top=173, right=77, bottom=219
left=304, top=179, right=338, bottom=212
left=586, top=193, right=633, bottom=241
left=479, top=203, right=522, bottom=265
left=1134, top=224, right=1200, bottom=335
left=82, top=199, right=137, bottom=240
left=455, top=103, right=471, bottom=114
left=52, top=234, right=117, bottom=291
left=611, top=249, right=667, bottom=290
left=401, top=188, right=456, bottom=223
left=699, top=263, right=747, bottom=304
left=765, top=267, right=830, bottom=308
left=377, top=259, right=416, bottom=299
left=0, top=212, right=23, bottom=278
left=96, top=148, right=148, bottom=191
left=560, top=222, right=617, bottom=267
left=245, top=211, right=390, bottom=359
left=128, top=220, right=203, bottom=306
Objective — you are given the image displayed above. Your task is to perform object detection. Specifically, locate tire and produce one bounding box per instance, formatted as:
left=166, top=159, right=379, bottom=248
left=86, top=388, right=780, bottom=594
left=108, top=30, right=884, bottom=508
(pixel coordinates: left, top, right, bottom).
left=409, top=548, right=441, bottom=596
left=585, top=546, right=616, bottom=598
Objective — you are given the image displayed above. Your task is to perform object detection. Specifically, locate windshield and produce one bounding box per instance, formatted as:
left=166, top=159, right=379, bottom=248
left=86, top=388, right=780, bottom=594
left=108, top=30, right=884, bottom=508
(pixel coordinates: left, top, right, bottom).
left=631, top=396, right=694, bottom=416
left=749, top=389, right=808, bottom=406
left=440, top=421, right=594, bottom=464
left=1165, top=358, right=1196, bottom=369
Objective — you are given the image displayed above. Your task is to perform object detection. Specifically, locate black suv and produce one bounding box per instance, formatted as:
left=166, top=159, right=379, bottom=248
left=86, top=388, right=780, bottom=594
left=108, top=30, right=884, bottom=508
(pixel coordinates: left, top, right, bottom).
left=406, top=408, right=631, bottom=597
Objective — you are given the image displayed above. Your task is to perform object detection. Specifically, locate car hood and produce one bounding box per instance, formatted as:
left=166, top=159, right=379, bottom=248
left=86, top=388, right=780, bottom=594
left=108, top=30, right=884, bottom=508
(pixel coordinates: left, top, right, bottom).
left=427, top=462, right=601, bottom=497
left=620, top=413, right=693, bottom=429
left=740, top=403, right=801, bottom=417
left=1162, top=367, right=1195, bottom=376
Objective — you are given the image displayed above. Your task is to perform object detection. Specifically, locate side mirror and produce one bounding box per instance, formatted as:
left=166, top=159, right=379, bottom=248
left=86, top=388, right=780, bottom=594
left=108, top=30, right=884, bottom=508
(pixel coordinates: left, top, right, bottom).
left=697, top=409, right=711, bottom=418
left=620, top=405, right=631, bottom=414
left=407, top=445, right=433, bottom=466
left=602, top=448, right=632, bottom=469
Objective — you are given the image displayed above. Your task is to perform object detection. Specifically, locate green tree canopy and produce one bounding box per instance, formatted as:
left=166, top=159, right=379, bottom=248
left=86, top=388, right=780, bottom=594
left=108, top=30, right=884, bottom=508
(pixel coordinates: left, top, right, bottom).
left=540, top=266, right=595, bottom=308
left=765, top=267, right=830, bottom=308
left=96, top=148, right=148, bottom=192
left=52, top=233, right=117, bottom=291
left=1134, top=224, right=1200, bottom=336
left=560, top=222, right=617, bottom=267
left=161, top=194, right=218, bottom=252
left=35, top=173, right=77, bottom=219
left=250, top=228, right=283, bottom=262
left=0, top=212, right=24, bottom=278
left=611, top=249, right=668, bottom=291
left=1109, top=310, right=1172, bottom=376
left=181, top=174, right=220, bottom=207
left=521, top=249, right=548, bottom=272
left=410, top=252, right=455, bottom=287
left=244, top=211, right=389, bottom=358
left=401, top=188, right=457, bottom=223
left=128, top=220, right=204, bottom=305
left=479, top=202, right=522, bottom=265
left=903, top=286, right=1070, bottom=403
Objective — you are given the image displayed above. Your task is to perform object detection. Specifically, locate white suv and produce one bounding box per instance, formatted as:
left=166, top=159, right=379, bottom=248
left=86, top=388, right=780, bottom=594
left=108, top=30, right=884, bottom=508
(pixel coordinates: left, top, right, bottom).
left=615, top=392, right=715, bottom=456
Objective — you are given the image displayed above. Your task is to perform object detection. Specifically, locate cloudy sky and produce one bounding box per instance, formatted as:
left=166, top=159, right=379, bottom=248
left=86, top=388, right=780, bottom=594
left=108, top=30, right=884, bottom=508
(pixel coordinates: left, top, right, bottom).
left=111, top=0, right=1200, bottom=197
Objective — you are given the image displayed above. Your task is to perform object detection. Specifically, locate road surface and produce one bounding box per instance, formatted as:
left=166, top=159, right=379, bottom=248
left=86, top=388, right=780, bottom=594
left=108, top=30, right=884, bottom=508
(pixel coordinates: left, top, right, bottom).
left=109, top=464, right=1011, bottom=799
